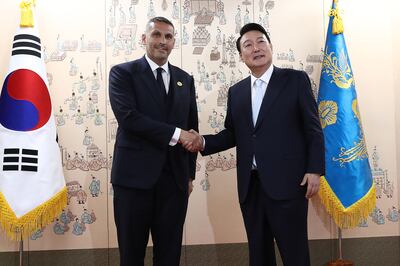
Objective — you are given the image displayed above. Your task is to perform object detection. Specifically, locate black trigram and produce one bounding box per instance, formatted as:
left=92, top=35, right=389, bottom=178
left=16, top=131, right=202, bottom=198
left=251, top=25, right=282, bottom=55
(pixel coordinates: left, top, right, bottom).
left=2, top=148, right=38, bottom=172
left=11, top=34, right=41, bottom=58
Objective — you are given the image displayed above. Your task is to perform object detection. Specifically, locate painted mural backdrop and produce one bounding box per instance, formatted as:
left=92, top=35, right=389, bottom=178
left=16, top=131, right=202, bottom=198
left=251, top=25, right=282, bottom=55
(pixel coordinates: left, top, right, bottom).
left=0, top=0, right=398, bottom=254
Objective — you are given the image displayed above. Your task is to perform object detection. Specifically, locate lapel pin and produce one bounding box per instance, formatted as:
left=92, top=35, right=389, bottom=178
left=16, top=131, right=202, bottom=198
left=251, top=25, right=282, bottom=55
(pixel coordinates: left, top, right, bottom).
left=177, top=81, right=183, bottom=87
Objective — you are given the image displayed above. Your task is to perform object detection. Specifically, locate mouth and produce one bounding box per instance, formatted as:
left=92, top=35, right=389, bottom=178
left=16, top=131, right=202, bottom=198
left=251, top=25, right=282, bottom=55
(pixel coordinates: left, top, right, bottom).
left=253, top=55, right=265, bottom=60
left=157, top=45, right=168, bottom=51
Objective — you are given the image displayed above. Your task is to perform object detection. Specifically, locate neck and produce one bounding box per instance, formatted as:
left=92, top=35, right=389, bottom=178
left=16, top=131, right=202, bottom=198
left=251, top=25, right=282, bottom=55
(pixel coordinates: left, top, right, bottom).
left=147, top=54, right=167, bottom=67
left=251, top=63, right=271, bottom=78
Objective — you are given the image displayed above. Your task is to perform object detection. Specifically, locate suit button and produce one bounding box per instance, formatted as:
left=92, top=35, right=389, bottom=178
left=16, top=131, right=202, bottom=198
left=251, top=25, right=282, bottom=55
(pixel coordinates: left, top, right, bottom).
left=252, top=134, right=256, bottom=138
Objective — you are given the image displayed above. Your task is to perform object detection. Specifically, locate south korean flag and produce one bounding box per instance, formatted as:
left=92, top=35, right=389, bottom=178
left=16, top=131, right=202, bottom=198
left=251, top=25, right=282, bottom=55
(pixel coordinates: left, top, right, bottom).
left=0, top=0, right=66, bottom=241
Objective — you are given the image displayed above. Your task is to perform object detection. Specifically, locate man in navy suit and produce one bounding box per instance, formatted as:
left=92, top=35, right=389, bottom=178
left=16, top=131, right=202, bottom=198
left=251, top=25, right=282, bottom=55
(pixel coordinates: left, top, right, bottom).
left=186, top=23, right=325, bottom=266
left=109, top=17, right=198, bottom=266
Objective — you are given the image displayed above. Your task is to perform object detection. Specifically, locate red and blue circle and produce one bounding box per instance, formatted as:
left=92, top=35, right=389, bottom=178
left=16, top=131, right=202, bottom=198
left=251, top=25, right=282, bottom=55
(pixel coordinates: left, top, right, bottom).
left=0, top=69, right=51, bottom=131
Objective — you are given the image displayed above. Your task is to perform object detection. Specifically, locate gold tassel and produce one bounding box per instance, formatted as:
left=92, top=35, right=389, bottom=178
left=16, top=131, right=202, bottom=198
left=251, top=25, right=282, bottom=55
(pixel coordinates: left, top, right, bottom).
left=19, top=0, right=36, bottom=27
left=318, top=176, right=376, bottom=229
left=0, top=186, right=67, bottom=241
left=329, top=0, right=344, bottom=35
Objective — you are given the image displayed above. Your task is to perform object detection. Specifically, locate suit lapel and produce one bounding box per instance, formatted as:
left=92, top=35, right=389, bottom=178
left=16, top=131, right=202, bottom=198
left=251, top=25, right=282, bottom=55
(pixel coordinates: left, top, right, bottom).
left=137, top=56, right=165, bottom=107
left=239, top=77, right=254, bottom=129
left=254, top=67, right=286, bottom=130
left=167, top=64, right=183, bottom=121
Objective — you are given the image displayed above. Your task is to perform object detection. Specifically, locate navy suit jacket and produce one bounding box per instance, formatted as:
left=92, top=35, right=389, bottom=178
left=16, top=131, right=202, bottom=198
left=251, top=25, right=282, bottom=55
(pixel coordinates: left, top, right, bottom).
left=109, top=56, right=198, bottom=192
left=202, top=66, right=324, bottom=202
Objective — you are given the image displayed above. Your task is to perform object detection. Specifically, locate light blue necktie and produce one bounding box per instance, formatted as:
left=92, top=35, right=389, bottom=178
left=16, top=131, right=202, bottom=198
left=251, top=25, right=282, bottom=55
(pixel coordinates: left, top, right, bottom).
left=252, top=79, right=264, bottom=125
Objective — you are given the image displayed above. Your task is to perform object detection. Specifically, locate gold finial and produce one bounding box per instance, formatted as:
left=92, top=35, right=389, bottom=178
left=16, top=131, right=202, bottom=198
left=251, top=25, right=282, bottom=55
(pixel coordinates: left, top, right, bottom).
left=20, top=0, right=36, bottom=27
left=329, top=0, right=344, bottom=35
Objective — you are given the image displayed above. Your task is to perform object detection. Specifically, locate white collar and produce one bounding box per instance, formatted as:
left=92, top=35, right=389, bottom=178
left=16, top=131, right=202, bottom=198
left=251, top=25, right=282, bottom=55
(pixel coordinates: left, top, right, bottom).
left=250, top=64, right=274, bottom=86
left=145, top=54, right=169, bottom=75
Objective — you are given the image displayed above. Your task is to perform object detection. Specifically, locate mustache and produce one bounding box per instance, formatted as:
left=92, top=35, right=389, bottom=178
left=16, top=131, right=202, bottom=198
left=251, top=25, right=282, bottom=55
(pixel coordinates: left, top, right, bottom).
left=156, top=45, right=168, bottom=50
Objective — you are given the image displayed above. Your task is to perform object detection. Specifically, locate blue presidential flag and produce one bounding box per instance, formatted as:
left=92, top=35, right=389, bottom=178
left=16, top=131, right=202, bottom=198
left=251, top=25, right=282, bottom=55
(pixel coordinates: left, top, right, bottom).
left=0, top=0, right=66, bottom=241
left=317, top=0, right=375, bottom=228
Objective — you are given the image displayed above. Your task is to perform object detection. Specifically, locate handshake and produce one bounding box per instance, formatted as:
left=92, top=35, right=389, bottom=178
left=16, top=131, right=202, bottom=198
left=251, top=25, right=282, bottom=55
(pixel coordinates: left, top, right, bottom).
left=179, top=129, right=204, bottom=153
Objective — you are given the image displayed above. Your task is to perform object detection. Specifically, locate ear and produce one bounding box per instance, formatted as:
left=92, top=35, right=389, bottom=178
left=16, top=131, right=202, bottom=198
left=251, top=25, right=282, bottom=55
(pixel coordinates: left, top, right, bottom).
left=141, top=33, right=146, bottom=45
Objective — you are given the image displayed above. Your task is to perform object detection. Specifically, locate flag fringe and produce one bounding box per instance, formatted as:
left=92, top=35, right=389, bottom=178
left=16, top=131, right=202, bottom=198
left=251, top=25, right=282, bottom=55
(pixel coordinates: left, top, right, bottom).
left=318, top=176, right=376, bottom=229
left=0, top=186, right=67, bottom=241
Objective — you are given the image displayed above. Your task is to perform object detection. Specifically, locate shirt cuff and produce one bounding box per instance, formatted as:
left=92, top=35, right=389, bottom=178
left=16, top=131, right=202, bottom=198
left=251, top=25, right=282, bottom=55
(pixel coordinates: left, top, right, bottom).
left=169, top=127, right=181, bottom=146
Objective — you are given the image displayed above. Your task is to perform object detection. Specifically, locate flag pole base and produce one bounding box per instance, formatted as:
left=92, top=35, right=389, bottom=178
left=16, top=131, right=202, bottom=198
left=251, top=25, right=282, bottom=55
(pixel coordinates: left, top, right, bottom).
left=327, top=259, right=354, bottom=266
left=19, top=240, right=23, bottom=266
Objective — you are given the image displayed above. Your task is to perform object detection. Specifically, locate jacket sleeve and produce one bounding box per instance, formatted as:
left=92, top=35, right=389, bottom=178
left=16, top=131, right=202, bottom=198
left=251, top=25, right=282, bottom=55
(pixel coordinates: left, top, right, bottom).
left=187, top=76, right=199, bottom=179
left=109, top=64, right=175, bottom=147
left=298, top=71, right=325, bottom=175
left=201, top=87, right=236, bottom=156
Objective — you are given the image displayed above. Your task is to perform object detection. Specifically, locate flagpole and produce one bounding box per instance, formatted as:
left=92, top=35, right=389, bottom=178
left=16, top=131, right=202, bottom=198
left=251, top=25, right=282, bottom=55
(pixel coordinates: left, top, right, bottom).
left=327, top=228, right=353, bottom=266
left=338, top=228, right=343, bottom=260
left=19, top=240, right=23, bottom=266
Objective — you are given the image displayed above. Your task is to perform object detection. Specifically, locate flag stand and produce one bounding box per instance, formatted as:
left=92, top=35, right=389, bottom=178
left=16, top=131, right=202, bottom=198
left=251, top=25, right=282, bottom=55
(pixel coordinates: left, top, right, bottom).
left=327, top=228, right=353, bottom=266
left=19, top=240, right=23, bottom=266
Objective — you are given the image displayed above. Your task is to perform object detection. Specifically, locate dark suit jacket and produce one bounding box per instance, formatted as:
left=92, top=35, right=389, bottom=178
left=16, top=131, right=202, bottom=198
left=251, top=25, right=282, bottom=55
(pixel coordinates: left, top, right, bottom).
left=202, top=66, right=324, bottom=203
left=109, top=56, right=198, bottom=192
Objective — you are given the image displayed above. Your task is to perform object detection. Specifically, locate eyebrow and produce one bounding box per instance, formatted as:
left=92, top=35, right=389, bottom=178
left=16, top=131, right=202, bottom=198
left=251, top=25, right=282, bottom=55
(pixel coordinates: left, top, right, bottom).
left=151, top=29, right=174, bottom=36
left=242, top=36, right=265, bottom=44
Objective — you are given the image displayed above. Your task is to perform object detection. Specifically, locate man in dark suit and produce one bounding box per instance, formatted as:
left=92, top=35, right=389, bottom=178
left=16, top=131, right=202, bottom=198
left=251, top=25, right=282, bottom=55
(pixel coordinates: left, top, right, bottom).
left=109, top=17, right=198, bottom=266
left=186, top=23, right=324, bottom=266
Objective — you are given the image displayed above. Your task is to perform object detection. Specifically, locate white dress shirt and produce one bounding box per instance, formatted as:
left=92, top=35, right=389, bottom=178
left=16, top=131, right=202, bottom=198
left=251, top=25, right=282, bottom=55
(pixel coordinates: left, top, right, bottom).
left=250, top=65, right=274, bottom=168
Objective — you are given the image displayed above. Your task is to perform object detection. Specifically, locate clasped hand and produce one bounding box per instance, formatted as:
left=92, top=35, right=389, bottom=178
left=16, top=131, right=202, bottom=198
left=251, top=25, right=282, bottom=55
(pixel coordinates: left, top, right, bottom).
left=179, top=129, right=203, bottom=152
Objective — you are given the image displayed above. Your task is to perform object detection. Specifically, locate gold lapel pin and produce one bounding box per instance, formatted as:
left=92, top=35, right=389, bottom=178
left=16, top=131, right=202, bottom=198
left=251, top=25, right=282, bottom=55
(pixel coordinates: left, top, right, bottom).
left=177, top=81, right=183, bottom=87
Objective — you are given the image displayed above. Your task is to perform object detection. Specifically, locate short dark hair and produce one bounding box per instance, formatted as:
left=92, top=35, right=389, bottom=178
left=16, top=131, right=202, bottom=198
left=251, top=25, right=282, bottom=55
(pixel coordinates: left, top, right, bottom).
left=146, top=16, right=175, bottom=32
left=236, top=23, right=271, bottom=53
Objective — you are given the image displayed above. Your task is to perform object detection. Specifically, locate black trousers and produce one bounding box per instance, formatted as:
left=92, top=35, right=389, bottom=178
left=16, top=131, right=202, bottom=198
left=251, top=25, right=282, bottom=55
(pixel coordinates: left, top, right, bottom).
left=240, top=170, right=310, bottom=266
left=113, top=169, right=188, bottom=266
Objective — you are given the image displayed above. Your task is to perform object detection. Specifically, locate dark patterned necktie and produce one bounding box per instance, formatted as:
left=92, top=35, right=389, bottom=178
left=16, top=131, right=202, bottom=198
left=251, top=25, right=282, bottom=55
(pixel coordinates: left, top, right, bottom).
left=156, top=67, right=167, bottom=97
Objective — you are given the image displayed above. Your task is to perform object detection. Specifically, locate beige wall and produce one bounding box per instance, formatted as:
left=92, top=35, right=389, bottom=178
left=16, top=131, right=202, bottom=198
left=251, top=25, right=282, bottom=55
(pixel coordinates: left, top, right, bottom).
left=335, top=0, right=400, bottom=239
left=391, top=1, right=400, bottom=232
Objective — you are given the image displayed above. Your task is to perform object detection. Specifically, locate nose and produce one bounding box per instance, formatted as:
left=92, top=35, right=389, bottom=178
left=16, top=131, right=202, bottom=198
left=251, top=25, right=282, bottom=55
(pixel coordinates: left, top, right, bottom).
left=159, top=35, right=167, bottom=44
left=253, top=44, right=261, bottom=52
